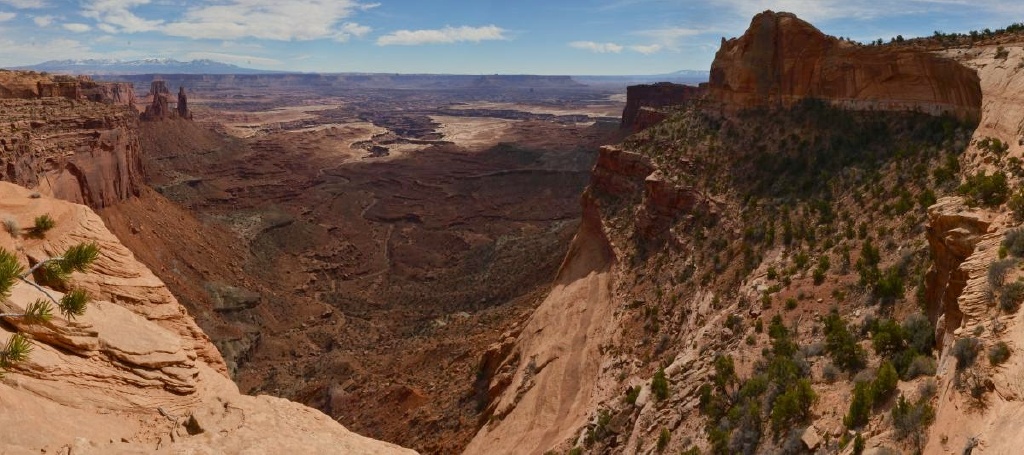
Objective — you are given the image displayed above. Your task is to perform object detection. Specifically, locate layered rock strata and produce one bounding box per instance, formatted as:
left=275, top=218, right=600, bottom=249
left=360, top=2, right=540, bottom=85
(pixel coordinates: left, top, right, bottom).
left=620, top=82, right=705, bottom=132
left=709, top=10, right=982, bottom=122
left=0, top=71, right=134, bottom=105
left=0, top=97, right=144, bottom=209
left=0, top=182, right=416, bottom=454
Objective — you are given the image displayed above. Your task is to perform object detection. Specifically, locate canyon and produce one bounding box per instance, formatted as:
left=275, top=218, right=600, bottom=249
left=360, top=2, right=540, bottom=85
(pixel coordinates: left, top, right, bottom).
left=4, top=8, right=1024, bottom=455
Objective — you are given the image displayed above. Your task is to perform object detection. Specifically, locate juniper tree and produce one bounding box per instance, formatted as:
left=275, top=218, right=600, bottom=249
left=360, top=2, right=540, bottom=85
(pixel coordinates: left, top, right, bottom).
left=0, top=241, right=99, bottom=375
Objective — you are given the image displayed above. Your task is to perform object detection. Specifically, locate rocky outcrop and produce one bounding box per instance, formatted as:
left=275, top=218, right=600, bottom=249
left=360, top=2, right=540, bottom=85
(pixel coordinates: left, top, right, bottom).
left=81, top=79, right=136, bottom=106
left=465, top=181, right=616, bottom=455
left=709, top=11, right=982, bottom=122
left=1, top=71, right=135, bottom=105
left=621, top=82, right=705, bottom=132
left=177, top=86, right=191, bottom=119
left=142, top=81, right=172, bottom=121
left=0, top=182, right=416, bottom=454
left=922, top=43, right=1024, bottom=455
left=923, top=197, right=994, bottom=347
left=0, top=97, right=144, bottom=209
left=591, top=146, right=710, bottom=237
left=591, top=145, right=655, bottom=196
left=142, top=81, right=191, bottom=121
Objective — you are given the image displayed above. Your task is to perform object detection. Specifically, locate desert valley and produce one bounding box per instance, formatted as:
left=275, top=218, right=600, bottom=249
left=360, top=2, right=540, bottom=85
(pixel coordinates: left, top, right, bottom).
left=3, top=5, right=1024, bottom=455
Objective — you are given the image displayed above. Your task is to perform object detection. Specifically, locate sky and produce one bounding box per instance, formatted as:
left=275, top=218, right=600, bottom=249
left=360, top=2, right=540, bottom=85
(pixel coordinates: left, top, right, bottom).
left=0, top=0, right=1022, bottom=75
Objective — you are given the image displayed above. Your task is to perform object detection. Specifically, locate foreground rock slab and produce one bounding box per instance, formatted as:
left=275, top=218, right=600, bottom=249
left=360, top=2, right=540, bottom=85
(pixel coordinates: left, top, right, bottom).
left=0, top=182, right=415, bottom=454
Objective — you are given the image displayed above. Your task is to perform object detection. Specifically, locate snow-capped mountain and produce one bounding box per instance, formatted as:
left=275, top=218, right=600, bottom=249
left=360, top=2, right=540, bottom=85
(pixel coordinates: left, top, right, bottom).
left=11, top=59, right=279, bottom=75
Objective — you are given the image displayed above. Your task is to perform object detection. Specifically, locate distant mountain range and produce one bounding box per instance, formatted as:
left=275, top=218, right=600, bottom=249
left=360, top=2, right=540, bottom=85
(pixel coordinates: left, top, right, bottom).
left=8, top=58, right=709, bottom=86
left=571, top=70, right=709, bottom=87
left=11, top=59, right=277, bottom=75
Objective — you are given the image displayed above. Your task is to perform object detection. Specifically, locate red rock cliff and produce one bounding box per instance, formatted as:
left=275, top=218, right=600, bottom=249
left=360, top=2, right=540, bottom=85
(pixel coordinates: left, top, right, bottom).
left=709, top=11, right=982, bottom=121
left=0, top=97, right=143, bottom=208
left=621, top=82, right=705, bottom=132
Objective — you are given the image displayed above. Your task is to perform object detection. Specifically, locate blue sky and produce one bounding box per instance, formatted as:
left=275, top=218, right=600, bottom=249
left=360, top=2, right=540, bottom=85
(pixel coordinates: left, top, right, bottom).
left=0, top=1, right=1022, bottom=75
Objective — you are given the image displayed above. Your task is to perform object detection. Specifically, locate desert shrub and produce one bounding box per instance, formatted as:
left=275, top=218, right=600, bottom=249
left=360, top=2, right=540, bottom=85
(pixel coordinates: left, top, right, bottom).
left=822, top=363, right=840, bottom=383
left=1000, top=281, right=1024, bottom=312
left=952, top=337, right=980, bottom=370
left=30, top=214, right=56, bottom=238
left=919, top=378, right=938, bottom=399
left=1004, top=229, right=1024, bottom=257
left=813, top=256, right=830, bottom=285
left=959, top=170, right=1009, bottom=206
left=1010, top=189, right=1024, bottom=221
left=845, top=381, right=873, bottom=428
left=624, top=385, right=641, bottom=405
left=651, top=368, right=669, bottom=401
left=812, top=268, right=826, bottom=285
left=996, top=46, right=1010, bottom=59
left=726, top=314, right=743, bottom=332
left=824, top=309, right=866, bottom=372
left=2, top=218, right=17, bottom=236
left=989, top=258, right=1017, bottom=288
left=874, top=266, right=906, bottom=304
left=770, top=378, right=816, bottom=433
left=872, top=360, right=899, bottom=404
left=891, top=395, right=936, bottom=443
left=785, top=297, right=798, bottom=310
left=977, top=136, right=1010, bottom=155
left=989, top=341, right=1011, bottom=366
left=802, top=342, right=825, bottom=358
left=871, top=319, right=905, bottom=356
left=904, top=355, right=937, bottom=379
left=853, top=433, right=865, bottom=455
left=657, top=428, right=671, bottom=452
left=918, top=188, right=937, bottom=209
left=699, top=317, right=815, bottom=452
left=902, top=313, right=934, bottom=354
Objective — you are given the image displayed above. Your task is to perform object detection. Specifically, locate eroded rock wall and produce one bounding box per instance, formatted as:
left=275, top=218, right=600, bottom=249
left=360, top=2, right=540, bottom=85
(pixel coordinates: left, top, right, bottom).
left=0, top=97, right=143, bottom=209
left=709, top=11, right=982, bottom=122
left=621, top=83, right=705, bottom=132
left=0, top=182, right=416, bottom=454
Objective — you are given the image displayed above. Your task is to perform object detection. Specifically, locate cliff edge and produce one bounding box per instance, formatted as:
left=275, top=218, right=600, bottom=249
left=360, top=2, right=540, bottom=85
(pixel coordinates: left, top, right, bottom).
left=0, top=182, right=416, bottom=454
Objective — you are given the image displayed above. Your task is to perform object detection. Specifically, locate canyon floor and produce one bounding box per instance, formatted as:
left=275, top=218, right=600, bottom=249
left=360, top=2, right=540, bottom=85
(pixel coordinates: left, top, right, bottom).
left=98, top=82, right=626, bottom=453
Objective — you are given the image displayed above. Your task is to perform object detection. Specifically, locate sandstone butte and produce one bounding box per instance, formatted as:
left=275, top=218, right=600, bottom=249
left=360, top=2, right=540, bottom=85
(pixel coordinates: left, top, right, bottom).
left=619, top=82, right=705, bottom=133
left=0, top=181, right=416, bottom=454
left=708, top=11, right=983, bottom=122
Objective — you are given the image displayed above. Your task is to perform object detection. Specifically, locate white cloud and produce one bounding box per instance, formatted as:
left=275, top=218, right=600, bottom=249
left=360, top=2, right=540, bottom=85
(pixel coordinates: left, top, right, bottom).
left=335, top=22, right=371, bottom=42
left=632, top=27, right=704, bottom=51
left=82, top=0, right=163, bottom=33
left=569, top=41, right=624, bottom=53
left=32, top=14, right=53, bottom=26
left=184, top=51, right=282, bottom=67
left=0, top=11, right=14, bottom=22
left=377, top=25, right=508, bottom=46
left=629, top=44, right=662, bottom=54
left=62, top=22, right=91, bottom=32
left=570, top=40, right=666, bottom=54
left=163, top=0, right=371, bottom=41
left=714, top=0, right=1024, bottom=22
left=1, top=0, right=46, bottom=8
